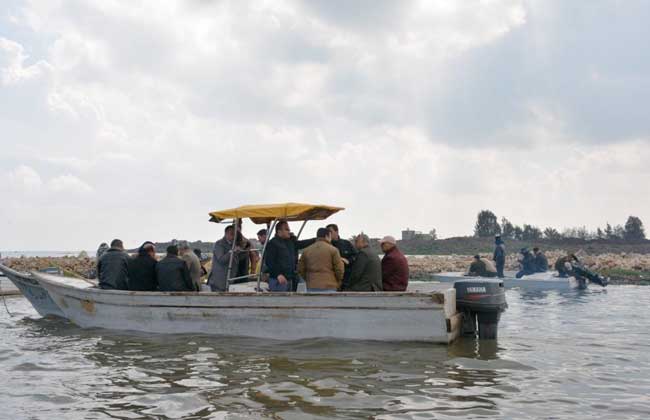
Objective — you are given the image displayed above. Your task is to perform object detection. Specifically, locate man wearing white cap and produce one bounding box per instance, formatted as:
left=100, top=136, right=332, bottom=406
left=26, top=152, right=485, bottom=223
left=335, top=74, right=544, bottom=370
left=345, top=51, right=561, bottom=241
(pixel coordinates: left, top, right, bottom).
left=379, top=235, right=409, bottom=291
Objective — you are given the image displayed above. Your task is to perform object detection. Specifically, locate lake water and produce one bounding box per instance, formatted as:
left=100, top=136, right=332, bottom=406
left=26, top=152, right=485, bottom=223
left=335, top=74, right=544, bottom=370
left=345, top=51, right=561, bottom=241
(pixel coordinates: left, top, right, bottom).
left=1, top=287, right=649, bottom=419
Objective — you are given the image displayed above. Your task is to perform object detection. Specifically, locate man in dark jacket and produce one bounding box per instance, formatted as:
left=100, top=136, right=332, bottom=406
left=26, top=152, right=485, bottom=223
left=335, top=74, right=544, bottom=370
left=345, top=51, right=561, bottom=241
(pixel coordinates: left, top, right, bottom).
left=346, top=233, right=382, bottom=291
left=515, top=248, right=536, bottom=278
left=493, top=235, right=506, bottom=278
left=127, top=241, right=158, bottom=291
left=380, top=236, right=409, bottom=291
left=467, top=255, right=497, bottom=277
left=326, top=224, right=358, bottom=289
left=156, top=245, right=194, bottom=291
left=533, top=247, right=548, bottom=273
left=97, top=239, right=129, bottom=290
left=263, top=220, right=316, bottom=292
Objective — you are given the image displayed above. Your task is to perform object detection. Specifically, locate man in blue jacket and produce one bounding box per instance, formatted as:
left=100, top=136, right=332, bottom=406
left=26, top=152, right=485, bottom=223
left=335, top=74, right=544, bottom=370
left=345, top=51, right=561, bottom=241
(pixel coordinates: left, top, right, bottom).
left=493, top=235, right=506, bottom=278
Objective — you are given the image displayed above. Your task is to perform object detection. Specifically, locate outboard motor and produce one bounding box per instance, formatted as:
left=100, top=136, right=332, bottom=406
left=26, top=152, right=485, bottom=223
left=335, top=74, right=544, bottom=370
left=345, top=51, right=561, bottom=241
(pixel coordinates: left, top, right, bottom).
left=454, top=279, right=507, bottom=340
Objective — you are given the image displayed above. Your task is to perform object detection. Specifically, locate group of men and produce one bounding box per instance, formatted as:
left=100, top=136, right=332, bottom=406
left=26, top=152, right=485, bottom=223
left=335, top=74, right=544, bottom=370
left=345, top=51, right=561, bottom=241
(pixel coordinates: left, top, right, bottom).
left=96, top=222, right=411, bottom=293
left=208, top=222, right=410, bottom=293
left=467, top=235, right=607, bottom=286
left=96, top=239, right=206, bottom=291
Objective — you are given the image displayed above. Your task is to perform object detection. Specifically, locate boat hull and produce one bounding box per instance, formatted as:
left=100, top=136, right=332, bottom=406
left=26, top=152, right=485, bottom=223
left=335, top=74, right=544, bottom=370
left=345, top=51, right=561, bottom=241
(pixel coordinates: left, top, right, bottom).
left=432, top=271, right=583, bottom=291
left=0, top=265, right=66, bottom=317
left=35, top=272, right=461, bottom=343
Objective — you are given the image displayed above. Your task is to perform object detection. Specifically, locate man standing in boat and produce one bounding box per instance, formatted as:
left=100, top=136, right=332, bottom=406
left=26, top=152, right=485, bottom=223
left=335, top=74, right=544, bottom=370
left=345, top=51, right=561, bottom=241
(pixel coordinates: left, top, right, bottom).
left=326, top=224, right=357, bottom=289
left=380, top=236, right=409, bottom=291
left=298, top=227, right=345, bottom=292
left=493, top=235, right=506, bottom=278
left=97, top=239, right=130, bottom=290
left=208, top=225, right=240, bottom=292
left=346, top=233, right=382, bottom=291
left=264, top=221, right=316, bottom=292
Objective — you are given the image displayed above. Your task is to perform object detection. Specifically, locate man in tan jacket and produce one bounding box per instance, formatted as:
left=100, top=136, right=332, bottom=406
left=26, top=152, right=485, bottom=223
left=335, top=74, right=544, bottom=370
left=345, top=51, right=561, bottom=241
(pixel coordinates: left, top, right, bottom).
left=298, top=227, right=345, bottom=292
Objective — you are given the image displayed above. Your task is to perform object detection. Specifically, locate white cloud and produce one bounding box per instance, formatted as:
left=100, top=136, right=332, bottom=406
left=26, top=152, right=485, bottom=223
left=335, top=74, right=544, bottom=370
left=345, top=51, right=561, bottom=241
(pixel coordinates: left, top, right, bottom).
left=0, top=0, right=648, bottom=250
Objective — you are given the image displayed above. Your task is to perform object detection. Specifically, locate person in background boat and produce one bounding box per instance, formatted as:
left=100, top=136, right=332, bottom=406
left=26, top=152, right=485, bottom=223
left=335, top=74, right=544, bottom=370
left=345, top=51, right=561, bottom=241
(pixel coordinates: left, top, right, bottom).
left=298, top=227, right=344, bottom=292
left=515, top=248, right=536, bottom=278
left=127, top=241, right=158, bottom=291
left=326, top=224, right=358, bottom=290
left=156, top=245, right=194, bottom=291
left=255, top=228, right=268, bottom=275
left=346, top=233, right=382, bottom=291
left=555, top=254, right=579, bottom=277
left=264, top=221, right=316, bottom=292
left=380, top=236, right=409, bottom=291
left=493, top=235, right=506, bottom=278
left=193, top=248, right=208, bottom=277
left=208, top=225, right=240, bottom=292
left=235, top=219, right=252, bottom=279
left=88, top=242, right=111, bottom=279
left=467, top=255, right=497, bottom=278
left=179, top=241, right=202, bottom=291
left=533, top=247, right=548, bottom=273
left=97, top=239, right=130, bottom=290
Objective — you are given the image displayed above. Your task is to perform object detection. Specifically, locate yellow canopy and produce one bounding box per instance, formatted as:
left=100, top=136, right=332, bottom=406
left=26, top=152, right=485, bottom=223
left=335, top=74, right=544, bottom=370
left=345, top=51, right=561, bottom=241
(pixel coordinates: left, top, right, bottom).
left=209, top=203, right=345, bottom=224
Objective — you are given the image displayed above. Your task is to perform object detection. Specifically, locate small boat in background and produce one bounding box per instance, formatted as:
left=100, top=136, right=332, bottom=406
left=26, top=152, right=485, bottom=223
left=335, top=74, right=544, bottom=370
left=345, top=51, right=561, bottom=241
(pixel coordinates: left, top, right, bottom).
left=432, top=271, right=602, bottom=291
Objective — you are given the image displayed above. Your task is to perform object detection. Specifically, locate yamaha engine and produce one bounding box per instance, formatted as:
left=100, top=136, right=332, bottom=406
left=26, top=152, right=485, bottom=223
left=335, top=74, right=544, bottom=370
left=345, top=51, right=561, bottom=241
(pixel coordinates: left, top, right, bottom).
left=454, top=279, right=507, bottom=340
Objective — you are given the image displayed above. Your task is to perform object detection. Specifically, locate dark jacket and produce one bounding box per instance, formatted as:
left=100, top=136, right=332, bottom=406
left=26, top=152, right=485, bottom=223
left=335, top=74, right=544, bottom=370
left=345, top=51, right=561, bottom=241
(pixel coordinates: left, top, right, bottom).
left=264, top=235, right=316, bottom=280
left=534, top=252, right=549, bottom=272
left=347, top=246, right=382, bottom=291
left=156, top=255, right=194, bottom=292
left=493, top=242, right=506, bottom=264
left=381, top=247, right=409, bottom=291
left=468, top=258, right=497, bottom=277
left=127, top=254, right=158, bottom=291
left=520, top=252, right=536, bottom=273
left=208, top=237, right=238, bottom=292
left=332, top=238, right=358, bottom=289
left=97, top=248, right=130, bottom=290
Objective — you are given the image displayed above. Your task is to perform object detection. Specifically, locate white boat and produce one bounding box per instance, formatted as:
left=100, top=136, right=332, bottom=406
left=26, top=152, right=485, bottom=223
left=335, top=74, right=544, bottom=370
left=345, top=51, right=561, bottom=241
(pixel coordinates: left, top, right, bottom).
left=33, top=270, right=463, bottom=343
left=0, top=264, right=94, bottom=316
left=432, top=271, right=589, bottom=291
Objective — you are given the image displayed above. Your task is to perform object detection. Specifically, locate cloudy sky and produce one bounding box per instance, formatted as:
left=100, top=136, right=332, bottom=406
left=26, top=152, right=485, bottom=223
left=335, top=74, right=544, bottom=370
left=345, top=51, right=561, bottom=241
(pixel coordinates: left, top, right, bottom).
left=1, top=0, right=649, bottom=251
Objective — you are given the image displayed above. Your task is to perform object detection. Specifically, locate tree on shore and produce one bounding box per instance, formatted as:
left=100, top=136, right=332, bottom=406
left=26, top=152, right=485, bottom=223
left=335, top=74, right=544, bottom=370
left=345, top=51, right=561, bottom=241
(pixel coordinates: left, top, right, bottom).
left=474, top=210, right=501, bottom=238
left=521, top=224, right=543, bottom=240
left=543, top=227, right=562, bottom=240
left=501, top=217, right=516, bottom=239
left=624, top=216, right=646, bottom=241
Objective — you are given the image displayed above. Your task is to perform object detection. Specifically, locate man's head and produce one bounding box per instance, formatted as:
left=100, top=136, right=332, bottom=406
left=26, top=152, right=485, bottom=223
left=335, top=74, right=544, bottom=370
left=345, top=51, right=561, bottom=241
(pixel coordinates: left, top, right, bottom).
left=533, top=247, right=540, bottom=254
left=139, top=241, right=156, bottom=257
left=193, top=248, right=202, bottom=259
left=326, top=224, right=340, bottom=241
left=110, top=239, right=124, bottom=250
left=520, top=247, right=529, bottom=255
left=257, top=228, right=267, bottom=244
left=178, top=240, right=191, bottom=254
left=275, top=221, right=291, bottom=239
left=317, top=227, right=331, bottom=243
left=474, top=254, right=481, bottom=261
left=224, top=225, right=235, bottom=242
left=166, top=245, right=179, bottom=256
left=495, top=235, right=502, bottom=244
left=379, top=235, right=397, bottom=253
left=354, top=233, right=370, bottom=249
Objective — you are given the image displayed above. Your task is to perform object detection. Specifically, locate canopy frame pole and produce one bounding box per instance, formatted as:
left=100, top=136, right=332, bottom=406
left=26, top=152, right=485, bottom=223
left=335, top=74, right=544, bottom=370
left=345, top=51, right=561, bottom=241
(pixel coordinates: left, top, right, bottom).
left=257, top=218, right=278, bottom=293
left=226, top=218, right=239, bottom=292
left=296, top=220, right=308, bottom=239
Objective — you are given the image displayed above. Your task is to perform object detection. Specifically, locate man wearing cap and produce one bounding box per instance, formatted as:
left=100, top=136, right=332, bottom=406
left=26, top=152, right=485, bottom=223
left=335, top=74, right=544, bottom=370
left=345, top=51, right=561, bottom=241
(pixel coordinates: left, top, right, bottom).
left=515, top=248, right=536, bottom=278
left=346, top=233, right=382, bottom=291
left=467, top=255, right=497, bottom=278
left=493, top=235, right=506, bottom=278
left=297, top=227, right=344, bottom=292
left=157, top=245, right=194, bottom=291
left=127, top=241, right=158, bottom=291
left=379, top=236, right=409, bottom=291
left=179, top=240, right=202, bottom=291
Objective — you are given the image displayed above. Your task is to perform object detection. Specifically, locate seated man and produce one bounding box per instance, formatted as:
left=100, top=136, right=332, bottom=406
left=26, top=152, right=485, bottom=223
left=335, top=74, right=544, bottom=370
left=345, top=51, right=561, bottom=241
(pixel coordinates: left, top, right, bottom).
left=298, top=227, right=344, bottom=292
left=97, top=239, right=130, bottom=290
left=533, top=247, right=549, bottom=272
left=555, top=254, right=578, bottom=277
left=179, top=240, right=202, bottom=291
left=515, top=248, right=536, bottom=279
left=467, top=255, right=497, bottom=278
left=156, top=245, right=194, bottom=291
left=346, top=233, right=382, bottom=291
left=380, top=236, right=409, bottom=291
left=127, top=241, right=158, bottom=291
